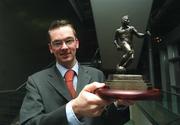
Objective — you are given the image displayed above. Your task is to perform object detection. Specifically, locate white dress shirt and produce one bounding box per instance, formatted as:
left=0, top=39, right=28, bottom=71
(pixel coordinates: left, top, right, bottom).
left=56, top=62, right=84, bottom=125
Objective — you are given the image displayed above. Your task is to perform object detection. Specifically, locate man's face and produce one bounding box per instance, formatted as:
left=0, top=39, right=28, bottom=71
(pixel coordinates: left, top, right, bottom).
left=48, top=25, right=79, bottom=68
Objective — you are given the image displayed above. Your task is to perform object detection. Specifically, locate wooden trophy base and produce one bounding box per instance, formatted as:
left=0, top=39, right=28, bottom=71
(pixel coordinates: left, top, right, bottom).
left=95, top=74, right=160, bottom=100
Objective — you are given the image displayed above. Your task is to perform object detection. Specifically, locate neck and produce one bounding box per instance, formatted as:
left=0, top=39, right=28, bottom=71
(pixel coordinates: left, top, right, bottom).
left=61, top=59, right=77, bottom=69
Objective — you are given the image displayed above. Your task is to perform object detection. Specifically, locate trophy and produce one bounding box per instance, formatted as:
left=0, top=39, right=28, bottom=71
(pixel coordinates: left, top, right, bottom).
left=95, top=15, right=159, bottom=100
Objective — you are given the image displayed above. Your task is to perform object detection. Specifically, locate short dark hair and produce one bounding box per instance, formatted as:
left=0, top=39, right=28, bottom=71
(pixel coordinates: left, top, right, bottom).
left=48, top=19, right=77, bottom=41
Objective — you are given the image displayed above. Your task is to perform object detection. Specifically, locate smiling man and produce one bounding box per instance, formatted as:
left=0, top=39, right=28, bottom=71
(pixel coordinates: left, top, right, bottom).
left=20, top=19, right=130, bottom=125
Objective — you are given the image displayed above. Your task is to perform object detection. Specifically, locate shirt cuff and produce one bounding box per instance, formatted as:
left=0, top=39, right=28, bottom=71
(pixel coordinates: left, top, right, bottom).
left=66, top=101, right=84, bottom=125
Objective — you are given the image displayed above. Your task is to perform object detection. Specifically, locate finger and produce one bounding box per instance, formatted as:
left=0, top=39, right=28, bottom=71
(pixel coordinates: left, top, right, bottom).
left=83, top=82, right=105, bottom=93
left=83, top=91, right=107, bottom=105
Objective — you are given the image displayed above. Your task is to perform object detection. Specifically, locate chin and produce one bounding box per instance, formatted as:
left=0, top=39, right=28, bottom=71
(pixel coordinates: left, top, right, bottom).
left=59, top=55, right=71, bottom=61
left=61, top=58, right=72, bottom=63
left=60, top=57, right=73, bottom=63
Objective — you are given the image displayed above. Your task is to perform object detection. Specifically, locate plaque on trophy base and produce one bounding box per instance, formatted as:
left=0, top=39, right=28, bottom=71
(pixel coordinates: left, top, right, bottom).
left=106, top=74, right=150, bottom=90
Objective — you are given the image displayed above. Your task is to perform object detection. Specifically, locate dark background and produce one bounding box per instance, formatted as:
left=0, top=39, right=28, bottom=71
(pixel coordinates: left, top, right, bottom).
left=0, top=0, right=180, bottom=90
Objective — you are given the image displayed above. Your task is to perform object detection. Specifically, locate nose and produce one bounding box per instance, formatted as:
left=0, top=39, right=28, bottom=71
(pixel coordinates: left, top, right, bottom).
left=61, top=42, right=68, bottom=49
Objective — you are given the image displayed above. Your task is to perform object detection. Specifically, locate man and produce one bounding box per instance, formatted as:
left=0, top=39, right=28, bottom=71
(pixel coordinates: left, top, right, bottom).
left=20, top=19, right=130, bottom=125
left=113, top=15, right=150, bottom=72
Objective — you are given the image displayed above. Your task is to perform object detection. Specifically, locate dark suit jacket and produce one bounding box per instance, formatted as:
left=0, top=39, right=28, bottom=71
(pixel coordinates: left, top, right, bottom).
left=20, top=65, right=129, bottom=125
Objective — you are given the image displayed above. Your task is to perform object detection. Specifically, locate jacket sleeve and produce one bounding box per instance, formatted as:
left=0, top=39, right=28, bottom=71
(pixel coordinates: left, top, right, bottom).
left=20, top=76, right=68, bottom=125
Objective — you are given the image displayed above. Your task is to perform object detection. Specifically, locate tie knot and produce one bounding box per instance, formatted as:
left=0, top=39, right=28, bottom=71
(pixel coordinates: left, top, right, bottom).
left=65, top=69, right=74, bottom=81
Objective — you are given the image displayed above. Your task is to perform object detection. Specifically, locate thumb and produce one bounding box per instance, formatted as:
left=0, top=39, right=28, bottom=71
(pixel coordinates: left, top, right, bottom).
left=83, top=82, right=105, bottom=93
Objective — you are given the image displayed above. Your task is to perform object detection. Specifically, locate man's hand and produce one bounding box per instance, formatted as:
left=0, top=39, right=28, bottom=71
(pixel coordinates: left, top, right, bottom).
left=71, top=82, right=113, bottom=117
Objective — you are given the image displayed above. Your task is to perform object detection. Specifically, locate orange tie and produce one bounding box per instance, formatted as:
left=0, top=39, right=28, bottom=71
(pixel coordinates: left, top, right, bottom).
left=64, top=70, right=77, bottom=99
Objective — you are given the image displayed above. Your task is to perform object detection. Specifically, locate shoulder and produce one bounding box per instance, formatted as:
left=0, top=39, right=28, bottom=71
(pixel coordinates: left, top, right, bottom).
left=80, top=65, right=103, bottom=74
left=25, top=65, right=57, bottom=89
left=80, top=65, right=105, bottom=82
left=28, top=65, right=56, bottom=81
left=80, top=65, right=104, bottom=77
left=32, top=67, right=52, bottom=77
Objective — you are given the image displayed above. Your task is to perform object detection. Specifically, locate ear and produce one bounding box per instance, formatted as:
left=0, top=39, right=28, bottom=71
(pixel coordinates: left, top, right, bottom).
left=48, top=43, right=53, bottom=54
left=76, top=39, right=79, bottom=49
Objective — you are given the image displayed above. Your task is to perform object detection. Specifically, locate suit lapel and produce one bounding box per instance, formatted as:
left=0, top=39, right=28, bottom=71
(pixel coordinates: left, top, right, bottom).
left=47, top=65, right=92, bottom=100
left=47, top=66, right=72, bottom=101
left=76, top=66, right=92, bottom=94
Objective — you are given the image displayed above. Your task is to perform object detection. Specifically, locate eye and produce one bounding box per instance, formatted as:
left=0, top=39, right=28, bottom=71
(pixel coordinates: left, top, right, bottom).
left=55, top=42, right=62, bottom=46
left=65, top=38, right=74, bottom=45
left=52, top=40, right=63, bottom=46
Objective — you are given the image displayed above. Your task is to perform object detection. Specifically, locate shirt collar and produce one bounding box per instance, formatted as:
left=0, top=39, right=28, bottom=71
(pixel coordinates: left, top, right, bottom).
left=56, top=62, right=79, bottom=77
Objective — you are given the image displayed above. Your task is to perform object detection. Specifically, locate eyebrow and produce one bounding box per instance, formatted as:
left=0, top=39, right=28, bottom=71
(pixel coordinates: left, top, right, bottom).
left=51, top=36, right=75, bottom=43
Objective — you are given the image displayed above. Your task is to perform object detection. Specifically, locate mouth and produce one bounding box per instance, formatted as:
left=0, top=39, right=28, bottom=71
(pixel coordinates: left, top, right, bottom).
left=60, top=52, right=71, bottom=58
